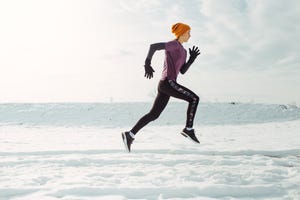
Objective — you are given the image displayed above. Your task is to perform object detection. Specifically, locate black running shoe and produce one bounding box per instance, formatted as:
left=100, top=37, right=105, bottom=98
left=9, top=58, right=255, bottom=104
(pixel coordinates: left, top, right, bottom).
left=181, top=128, right=200, bottom=144
left=122, top=132, right=134, bottom=152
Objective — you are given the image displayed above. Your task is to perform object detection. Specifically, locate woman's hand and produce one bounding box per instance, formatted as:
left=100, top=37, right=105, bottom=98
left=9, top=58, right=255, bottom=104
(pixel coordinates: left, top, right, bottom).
left=189, top=46, right=201, bottom=60
left=144, top=58, right=155, bottom=79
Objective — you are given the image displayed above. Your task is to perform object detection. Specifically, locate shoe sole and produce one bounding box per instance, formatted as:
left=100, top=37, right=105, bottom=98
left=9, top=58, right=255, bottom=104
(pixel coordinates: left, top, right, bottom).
left=122, top=132, right=130, bottom=152
left=181, top=132, right=200, bottom=144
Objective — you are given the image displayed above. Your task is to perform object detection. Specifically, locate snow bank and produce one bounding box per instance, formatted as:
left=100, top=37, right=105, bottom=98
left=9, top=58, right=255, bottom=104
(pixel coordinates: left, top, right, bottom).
left=0, top=102, right=300, bottom=127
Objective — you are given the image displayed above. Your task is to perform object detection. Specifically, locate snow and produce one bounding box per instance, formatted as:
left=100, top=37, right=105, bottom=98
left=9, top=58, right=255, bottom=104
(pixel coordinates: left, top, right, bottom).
left=0, top=103, right=300, bottom=199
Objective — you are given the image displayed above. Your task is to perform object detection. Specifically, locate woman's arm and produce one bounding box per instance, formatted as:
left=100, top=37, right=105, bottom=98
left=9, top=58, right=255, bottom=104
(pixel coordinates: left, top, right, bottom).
left=146, top=42, right=166, bottom=61
left=180, top=57, right=194, bottom=74
left=144, top=43, right=166, bottom=79
left=180, top=46, right=200, bottom=74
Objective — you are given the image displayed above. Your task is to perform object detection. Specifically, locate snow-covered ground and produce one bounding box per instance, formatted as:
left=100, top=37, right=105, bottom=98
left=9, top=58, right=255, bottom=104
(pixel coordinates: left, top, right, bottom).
left=0, top=103, right=300, bottom=199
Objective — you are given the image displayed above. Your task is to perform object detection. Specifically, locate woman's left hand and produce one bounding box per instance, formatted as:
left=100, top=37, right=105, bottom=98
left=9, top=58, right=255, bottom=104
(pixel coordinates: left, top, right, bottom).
left=189, top=46, right=201, bottom=60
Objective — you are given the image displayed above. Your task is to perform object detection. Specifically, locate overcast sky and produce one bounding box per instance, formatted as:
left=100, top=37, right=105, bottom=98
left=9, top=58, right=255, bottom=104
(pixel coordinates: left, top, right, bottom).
left=0, top=0, right=299, bottom=104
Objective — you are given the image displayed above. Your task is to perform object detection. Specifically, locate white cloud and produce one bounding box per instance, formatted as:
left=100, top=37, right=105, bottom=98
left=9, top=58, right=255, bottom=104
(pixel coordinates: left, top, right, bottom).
left=198, top=0, right=300, bottom=71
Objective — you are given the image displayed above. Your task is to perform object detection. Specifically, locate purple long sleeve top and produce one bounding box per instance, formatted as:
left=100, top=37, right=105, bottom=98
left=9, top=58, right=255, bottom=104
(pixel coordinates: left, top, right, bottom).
left=146, top=40, right=187, bottom=81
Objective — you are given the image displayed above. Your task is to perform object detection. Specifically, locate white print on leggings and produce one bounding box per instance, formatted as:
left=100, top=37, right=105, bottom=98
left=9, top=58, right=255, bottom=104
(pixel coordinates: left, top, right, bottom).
left=168, top=80, right=198, bottom=127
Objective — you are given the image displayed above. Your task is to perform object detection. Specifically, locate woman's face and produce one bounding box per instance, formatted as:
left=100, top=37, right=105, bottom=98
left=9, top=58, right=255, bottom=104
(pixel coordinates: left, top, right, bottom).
left=180, top=30, right=191, bottom=42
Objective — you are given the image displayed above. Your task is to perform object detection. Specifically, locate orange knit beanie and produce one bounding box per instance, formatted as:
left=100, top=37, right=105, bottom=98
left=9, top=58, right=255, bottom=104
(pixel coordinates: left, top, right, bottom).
left=171, top=23, right=191, bottom=38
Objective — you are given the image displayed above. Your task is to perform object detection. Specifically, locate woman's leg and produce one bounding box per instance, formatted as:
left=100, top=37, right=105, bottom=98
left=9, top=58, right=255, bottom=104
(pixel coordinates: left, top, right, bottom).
left=160, top=80, right=199, bottom=128
left=130, top=90, right=170, bottom=135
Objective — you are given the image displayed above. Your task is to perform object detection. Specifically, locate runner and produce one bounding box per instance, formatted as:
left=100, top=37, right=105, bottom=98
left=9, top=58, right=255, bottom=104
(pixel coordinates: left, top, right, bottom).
left=122, top=22, right=201, bottom=152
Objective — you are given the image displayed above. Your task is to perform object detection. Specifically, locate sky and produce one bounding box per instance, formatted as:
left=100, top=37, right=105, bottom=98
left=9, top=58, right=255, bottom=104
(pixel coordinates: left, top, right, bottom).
left=0, top=0, right=299, bottom=104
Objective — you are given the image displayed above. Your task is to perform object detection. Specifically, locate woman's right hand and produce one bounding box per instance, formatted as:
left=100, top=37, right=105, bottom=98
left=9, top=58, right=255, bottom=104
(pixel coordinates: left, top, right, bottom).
left=144, top=58, right=155, bottom=79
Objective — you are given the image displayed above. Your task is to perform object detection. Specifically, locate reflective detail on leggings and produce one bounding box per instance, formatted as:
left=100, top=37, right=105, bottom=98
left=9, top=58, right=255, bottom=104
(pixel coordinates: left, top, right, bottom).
left=168, top=79, right=198, bottom=127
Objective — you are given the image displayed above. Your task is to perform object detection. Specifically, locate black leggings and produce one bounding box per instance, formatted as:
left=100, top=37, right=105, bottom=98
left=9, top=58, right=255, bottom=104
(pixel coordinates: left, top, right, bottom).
left=131, top=79, right=199, bottom=134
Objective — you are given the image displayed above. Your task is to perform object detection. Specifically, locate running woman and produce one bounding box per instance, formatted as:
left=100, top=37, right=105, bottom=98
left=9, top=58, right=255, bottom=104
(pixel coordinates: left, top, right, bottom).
left=122, top=23, right=201, bottom=152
